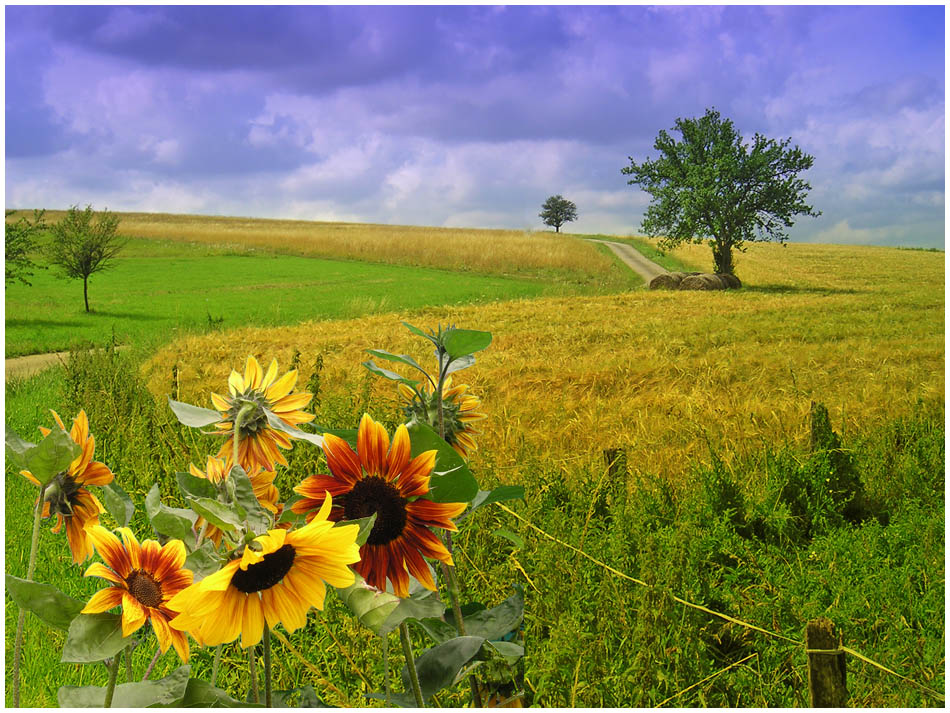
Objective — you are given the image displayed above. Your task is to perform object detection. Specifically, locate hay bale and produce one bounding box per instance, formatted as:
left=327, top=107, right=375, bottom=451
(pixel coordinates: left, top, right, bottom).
left=649, top=272, right=685, bottom=290
left=716, top=273, right=742, bottom=289
left=679, top=274, right=726, bottom=290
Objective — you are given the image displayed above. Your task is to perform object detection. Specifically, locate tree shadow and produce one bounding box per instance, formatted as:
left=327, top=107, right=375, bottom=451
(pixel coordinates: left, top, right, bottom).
left=6, top=317, right=85, bottom=328
left=83, top=310, right=165, bottom=320
left=742, top=284, right=865, bottom=296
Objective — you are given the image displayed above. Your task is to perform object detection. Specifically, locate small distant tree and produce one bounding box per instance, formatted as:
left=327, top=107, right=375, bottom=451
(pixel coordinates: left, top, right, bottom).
left=5, top=209, right=47, bottom=286
left=622, top=108, right=820, bottom=276
left=48, top=205, right=125, bottom=312
left=539, top=194, right=578, bottom=233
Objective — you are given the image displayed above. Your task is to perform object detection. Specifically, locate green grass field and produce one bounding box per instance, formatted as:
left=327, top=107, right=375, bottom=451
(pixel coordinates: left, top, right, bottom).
left=4, top=215, right=944, bottom=707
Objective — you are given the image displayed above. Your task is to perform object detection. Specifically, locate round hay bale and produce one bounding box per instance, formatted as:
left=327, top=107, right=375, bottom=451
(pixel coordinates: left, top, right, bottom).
left=649, top=272, right=685, bottom=290
left=679, top=273, right=726, bottom=290
left=716, top=273, right=742, bottom=289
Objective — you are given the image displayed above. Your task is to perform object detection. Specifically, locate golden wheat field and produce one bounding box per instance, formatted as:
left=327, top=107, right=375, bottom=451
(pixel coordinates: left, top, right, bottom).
left=142, top=239, right=943, bottom=493
left=28, top=210, right=616, bottom=281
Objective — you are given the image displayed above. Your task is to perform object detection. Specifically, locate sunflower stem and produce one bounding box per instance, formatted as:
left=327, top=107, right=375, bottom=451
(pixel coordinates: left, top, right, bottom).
left=211, top=644, right=223, bottom=686
left=399, top=622, right=425, bottom=708
left=142, top=647, right=161, bottom=681
left=264, top=628, right=273, bottom=708
left=248, top=644, right=260, bottom=704
left=382, top=633, right=392, bottom=706
left=13, top=481, right=49, bottom=707
left=103, top=649, right=122, bottom=707
left=232, top=402, right=255, bottom=470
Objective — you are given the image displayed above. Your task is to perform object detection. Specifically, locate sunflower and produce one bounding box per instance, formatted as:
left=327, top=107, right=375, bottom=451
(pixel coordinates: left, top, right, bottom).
left=188, top=455, right=280, bottom=548
left=211, top=356, right=314, bottom=471
left=81, top=525, right=194, bottom=662
left=19, top=410, right=114, bottom=564
left=398, top=376, right=487, bottom=457
left=167, top=494, right=360, bottom=648
left=292, top=414, right=467, bottom=598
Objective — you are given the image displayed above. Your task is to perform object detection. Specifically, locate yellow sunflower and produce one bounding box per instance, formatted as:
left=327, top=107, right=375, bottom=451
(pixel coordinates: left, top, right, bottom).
left=81, top=525, right=194, bottom=662
left=398, top=376, right=487, bottom=457
left=188, top=455, right=280, bottom=548
left=19, top=410, right=114, bottom=563
left=167, top=493, right=360, bottom=648
left=292, top=414, right=467, bottom=598
left=211, top=356, right=314, bottom=471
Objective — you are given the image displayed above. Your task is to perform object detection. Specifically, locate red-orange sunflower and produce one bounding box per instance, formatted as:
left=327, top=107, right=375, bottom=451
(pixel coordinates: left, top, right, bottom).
left=211, top=356, right=314, bottom=471
left=398, top=376, right=487, bottom=457
left=292, top=413, right=466, bottom=597
left=81, top=525, right=194, bottom=662
left=188, top=455, right=280, bottom=548
left=19, top=410, right=114, bottom=563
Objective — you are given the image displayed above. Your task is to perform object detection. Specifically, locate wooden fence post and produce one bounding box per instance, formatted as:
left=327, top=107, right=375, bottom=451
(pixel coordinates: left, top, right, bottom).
left=806, top=618, right=848, bottom=707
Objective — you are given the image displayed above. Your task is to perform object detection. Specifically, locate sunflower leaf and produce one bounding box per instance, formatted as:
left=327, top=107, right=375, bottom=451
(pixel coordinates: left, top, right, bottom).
left=400, top=635, right=487, bottom=701
left=341, top=513, right=377, bottom=547
left=365, top=350, right=430, bottom=378
left=467, top=486, right=526, bottom=514
left=4, top=429, right=35, bottom=470
left=155, top=677, right=259, bottom=707
left=485, top=640, right=524, bottom=666
left=58, top=664, right=192, bottom=706
left=185, top=541, right=223, bottom=581
left=263, top=409, right=325, bottom=448
left=271, top=685, right=329, bottom=707
left=380, top=587, right=446, bottom=635
left=444, top=354, right=475, bottom=375
left=446, top=585, right=524, bottom=642
left=442, top=329, right=492, bottom=360
left=492, top=528, right=525, bottom=550
left=61, top=612, right=133, bottom=663
left=228, top=465, right=272, bottom=535
left=175, top=471, right=218, bottom=500
left=402, top=321, right=439, bottom=346
left=5, top=575, right=85, bottom=631
left=145, top=484, right=197, bottom=550
left=100, top=481, right=135, bottom=528
left=406, top=420, right=478, bottom=503
left=167, top=398, right=222, bottom=428
left=6, top=427, right=80, bottom=486
left=336, top=574, right=401, bottom=636
left=186, top=496, right=241, bottom=532
left=416, top=617, right=458, bottom=645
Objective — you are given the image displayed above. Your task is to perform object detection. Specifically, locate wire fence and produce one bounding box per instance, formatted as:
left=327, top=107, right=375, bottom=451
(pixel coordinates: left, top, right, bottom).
left=494, top=501, right=945, bottom=705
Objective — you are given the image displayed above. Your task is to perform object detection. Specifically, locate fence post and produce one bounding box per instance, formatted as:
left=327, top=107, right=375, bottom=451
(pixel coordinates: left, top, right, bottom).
left=805, top=618, right=847, bottom=707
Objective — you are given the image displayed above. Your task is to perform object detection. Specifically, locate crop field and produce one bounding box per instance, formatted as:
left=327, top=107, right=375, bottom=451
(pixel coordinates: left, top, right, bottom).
left=4, top=218, right=944, bottom=707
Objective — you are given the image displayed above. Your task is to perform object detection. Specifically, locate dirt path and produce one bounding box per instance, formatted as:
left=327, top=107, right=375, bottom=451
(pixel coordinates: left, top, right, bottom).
left=6, top=346, right=130, bottom=382
left=587, top=238, right=669, bottom=284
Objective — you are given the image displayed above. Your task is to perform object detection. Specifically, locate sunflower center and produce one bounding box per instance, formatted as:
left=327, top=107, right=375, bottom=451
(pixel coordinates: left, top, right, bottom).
left=230, top=544, right=296, bottom=593
left=228, top=391, right=270, bottom=437
left=45, top=472, right=83, bottom=516
left=344, top=476, right=408, bottom=545
left=126, top=570, right=163, bottom=608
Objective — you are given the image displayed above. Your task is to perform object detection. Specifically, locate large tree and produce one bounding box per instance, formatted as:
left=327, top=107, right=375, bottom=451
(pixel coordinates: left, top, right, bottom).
left=5, top=209, right=47, bottom=286
left=48, top=205, right=125, bottom=312
left=622, top=108, right=820, bottom=276
left=539, top=194, right=578, bottom=233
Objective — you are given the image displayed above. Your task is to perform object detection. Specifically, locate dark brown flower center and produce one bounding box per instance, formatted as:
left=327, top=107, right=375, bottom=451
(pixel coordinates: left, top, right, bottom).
left=125, top=570, right=163, bottom=608
left=230, top=544, right=296, bottom=593
left=344, top=476, right=408, bottom=545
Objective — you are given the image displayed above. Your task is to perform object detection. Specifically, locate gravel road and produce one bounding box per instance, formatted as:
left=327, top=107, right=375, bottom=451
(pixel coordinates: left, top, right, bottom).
left=587, top=238, right=669, bottom=283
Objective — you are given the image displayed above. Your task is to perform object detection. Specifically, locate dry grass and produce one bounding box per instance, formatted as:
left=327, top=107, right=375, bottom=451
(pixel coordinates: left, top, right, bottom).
left=20, top=210, right=615, bottom=282
left=142, top=240, right=944, bottom=490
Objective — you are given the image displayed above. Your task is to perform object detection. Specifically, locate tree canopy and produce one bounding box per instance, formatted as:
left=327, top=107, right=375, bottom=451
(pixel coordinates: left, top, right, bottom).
left=48, top=205, right=126, bottom=312
left=622, top=108, right=820, bottom=276
left=539, top=195, right=578, bottom=233
left=5, top=209, right=47, bottom=286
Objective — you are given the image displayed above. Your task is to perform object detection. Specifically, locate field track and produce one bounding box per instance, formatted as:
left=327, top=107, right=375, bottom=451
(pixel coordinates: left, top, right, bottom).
left=587, top=238, right=669, bottom=282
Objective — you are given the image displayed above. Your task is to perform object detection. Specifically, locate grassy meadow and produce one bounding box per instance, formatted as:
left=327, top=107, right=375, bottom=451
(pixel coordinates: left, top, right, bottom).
left=4, top=216, right=945, bottom=706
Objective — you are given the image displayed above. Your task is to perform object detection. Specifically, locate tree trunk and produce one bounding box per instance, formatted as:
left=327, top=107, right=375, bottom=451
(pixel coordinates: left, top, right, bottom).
left=83, top=275, right=90, bottom=312
left=712, top=239, right=734, bottom=275
left=555, top=225, right=560, bottom=233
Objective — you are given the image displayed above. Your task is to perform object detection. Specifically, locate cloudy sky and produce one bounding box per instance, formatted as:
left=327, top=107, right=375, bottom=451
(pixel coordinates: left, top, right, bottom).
left=5, top=4, right=946, bottom=247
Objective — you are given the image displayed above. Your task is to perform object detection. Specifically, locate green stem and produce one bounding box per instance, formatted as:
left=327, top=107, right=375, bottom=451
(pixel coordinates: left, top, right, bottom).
left=211, top=644, right=223, bottom=687
left=103, top=649, right=122, bottom=708
left=142, top=647, right=161, bottom=681
left=382, top=633, right=391, bottom=706
left=248, top=644, right=260, bottom=704
left=13, top=482, right=49, bottom=707
left=232, top=403, right=254, bottom=469
left=264, top=628, right=272, bottom=708
left=399, top=623, right=425, bottom=708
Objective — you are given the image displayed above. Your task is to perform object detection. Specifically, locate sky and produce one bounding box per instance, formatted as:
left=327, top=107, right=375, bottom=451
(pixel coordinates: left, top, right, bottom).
left=4, top=4, right=946, bottom=247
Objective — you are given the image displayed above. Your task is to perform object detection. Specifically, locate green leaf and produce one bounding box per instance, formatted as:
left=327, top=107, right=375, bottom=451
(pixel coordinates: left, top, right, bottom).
left=264, top=408, right=325, bottom=448
left=406, top=420, right=478, bottom=503
left=61, top=612, right=132, bottom=663
left=7, top=427, right=81, bottom=485
left=175, top=470, right=218, bottom=500
left=416, top=617, right=458, bottom=645
left=446, top=586, right=523, bottom=642
left=5, top=575, right=85, bottom=631
left=159, top=677, right=259, bottom=707
left=185, top=540, right=223, bottom=581
left=493, top=528, right=525, bottom=550
left=58, top=665, right=191, bottom=707
left=100, top=481, right=135, bottom=528
left=229, top=464, right=272, bottom=535
left=401, top=636, right=486, bottom=700
left=145, top=483, right=197, bottom=549
left=468, top=485, right=525, bottom=513
left=365, top=349, right=430, bottom=378
left=186, top=496, right=241, bottom=532
left=485, top=640, right=524, bottom=665
left=402, top=321, right=438, bottom=346
left=444, top=354, right=475, bottom=375
left=443, top=329, right=492, bottom=360
left=336, top=574, right=400, bottom=636
left=340, top=513, right=377, bottom=547
left=168, top=398, right=222, bottom=428
left=380, top=587, right=446, bottom=636
left=272, top=685, right=329, bottom=707
left=362, top=360, right=415, bottom=385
